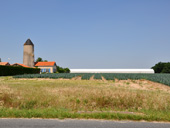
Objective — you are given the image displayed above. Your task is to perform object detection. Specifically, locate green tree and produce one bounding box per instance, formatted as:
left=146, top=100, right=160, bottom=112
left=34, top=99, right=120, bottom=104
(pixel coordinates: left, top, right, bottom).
left=0, top=58, right=1, bottom=62
left=36, top=57, right=43, bottom=62
left=152, top=62, right=170, bottom=73
left=36, top=57, right=48, bottom=62
left=64, top=68, right=70, bottom=73
left=57, top=66, right=70, bottom=73
left=161, top=63, right=170, bottom=73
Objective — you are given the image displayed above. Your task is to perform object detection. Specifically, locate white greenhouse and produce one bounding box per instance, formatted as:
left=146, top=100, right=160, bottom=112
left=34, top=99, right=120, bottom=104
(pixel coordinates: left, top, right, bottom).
left=70, top=69, right=154, bottom=73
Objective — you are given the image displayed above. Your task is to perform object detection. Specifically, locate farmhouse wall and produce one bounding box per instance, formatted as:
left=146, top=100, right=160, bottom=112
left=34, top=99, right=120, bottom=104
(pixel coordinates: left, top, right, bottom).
left=38, top=66, right=56, bottom=73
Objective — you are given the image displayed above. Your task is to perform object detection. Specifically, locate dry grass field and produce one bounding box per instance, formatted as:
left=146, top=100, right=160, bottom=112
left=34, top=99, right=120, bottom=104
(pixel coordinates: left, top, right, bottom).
left=0, top=76, right=170, bottom=121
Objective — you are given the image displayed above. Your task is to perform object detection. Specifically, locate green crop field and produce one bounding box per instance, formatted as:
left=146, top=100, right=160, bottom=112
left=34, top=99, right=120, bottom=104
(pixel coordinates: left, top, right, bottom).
left=81, top=73, right=94, bottom=80
left=13, top=73, right=170, bottom=86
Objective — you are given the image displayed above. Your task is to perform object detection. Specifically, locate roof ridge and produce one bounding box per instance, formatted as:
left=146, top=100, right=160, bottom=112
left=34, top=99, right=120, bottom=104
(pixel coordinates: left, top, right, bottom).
left=35, top=61, right=56, bottom=66
left=24, top=39, right=34, bottom=45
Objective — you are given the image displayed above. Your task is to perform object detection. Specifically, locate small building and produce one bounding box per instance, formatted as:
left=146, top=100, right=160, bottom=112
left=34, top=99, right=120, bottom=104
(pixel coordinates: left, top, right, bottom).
left=35, top=61, right=57, bottom=73
left=0, top=62, right=10, bottom=66
left=12, top=63, right=30, bottom=68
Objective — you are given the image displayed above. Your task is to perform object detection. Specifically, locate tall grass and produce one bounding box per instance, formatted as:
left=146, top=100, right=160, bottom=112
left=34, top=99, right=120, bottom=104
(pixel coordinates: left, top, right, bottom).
left=1, top=77, right=170, bottom=121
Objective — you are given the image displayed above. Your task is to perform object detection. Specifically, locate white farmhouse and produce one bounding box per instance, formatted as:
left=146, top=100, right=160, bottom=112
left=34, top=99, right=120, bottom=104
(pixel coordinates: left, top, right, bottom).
left=35, top=62, right=57, bottom=73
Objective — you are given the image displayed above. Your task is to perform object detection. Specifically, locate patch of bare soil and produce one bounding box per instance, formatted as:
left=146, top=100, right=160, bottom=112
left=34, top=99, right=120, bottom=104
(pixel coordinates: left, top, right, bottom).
left=90, top=75, right=95, bottom=80
left=113, top=79, right=170, bottom=93
left=72, top=76, right=82, bottom=80
left=101, top=76, right=107, bottom=82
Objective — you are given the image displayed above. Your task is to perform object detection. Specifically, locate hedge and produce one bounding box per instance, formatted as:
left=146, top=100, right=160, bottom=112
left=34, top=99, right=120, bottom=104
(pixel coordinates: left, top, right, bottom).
left=0, top=65, right=40, bottom=76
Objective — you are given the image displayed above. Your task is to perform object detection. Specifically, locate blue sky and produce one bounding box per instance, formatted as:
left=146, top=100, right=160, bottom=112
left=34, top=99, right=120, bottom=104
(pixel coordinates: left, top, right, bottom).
left=0, top=0, right=170, bottom=69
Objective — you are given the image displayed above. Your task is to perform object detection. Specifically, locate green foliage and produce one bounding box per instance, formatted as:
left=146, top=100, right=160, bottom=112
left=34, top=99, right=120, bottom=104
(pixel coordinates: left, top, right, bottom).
left=152, top=62, right=170, bottom=73
left=36, top=57, right=48, bottom=62
left=36, top=57, right=43, bottom=62
left=13, top=73, right=82, bottom=79
left=81, top=73, right=94, bottom=80
left=161, top=64, right=170, bottom=73
left=57, top=66, right=70, bottom=73
left=94, top=73, right=102, bottom=80
left=0, top=58, right=1, bottom=62
left=0, top=65, right=40, bottom=76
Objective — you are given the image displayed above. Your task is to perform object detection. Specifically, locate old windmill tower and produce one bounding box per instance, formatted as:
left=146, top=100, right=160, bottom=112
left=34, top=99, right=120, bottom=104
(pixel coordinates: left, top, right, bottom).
left=23, top=39, right=35, bottom=67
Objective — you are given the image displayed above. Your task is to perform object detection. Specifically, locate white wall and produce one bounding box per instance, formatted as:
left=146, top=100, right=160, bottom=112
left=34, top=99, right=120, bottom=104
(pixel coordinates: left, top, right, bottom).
left=70, top=69, right=154, bottom=73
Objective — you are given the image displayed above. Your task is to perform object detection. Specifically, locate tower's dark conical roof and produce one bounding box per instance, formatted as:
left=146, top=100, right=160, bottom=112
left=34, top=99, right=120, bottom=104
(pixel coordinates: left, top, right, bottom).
left=24, top=39, right=34, bottom=45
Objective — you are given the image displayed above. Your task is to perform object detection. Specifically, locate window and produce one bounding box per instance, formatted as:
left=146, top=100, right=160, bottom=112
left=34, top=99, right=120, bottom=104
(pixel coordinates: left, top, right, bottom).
left=46, top=68, right=49, bottom=73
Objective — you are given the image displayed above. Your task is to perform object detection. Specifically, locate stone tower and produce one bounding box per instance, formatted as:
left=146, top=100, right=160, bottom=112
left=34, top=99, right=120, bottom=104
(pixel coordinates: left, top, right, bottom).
left=23, top=39, right=35, bottom=67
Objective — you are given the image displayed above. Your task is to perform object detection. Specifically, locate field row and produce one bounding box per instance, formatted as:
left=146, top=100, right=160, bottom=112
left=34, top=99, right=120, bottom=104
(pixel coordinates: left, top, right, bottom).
left=13, top=73, right=170, bottom=86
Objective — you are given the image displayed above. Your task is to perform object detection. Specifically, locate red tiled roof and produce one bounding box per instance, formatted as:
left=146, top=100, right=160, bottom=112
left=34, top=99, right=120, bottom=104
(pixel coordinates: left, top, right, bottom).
left=12, top=63, right=30, bottom=68
left=0, top=62, right=10, bottom=66
left=35, top=61, right=56, bottom=67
